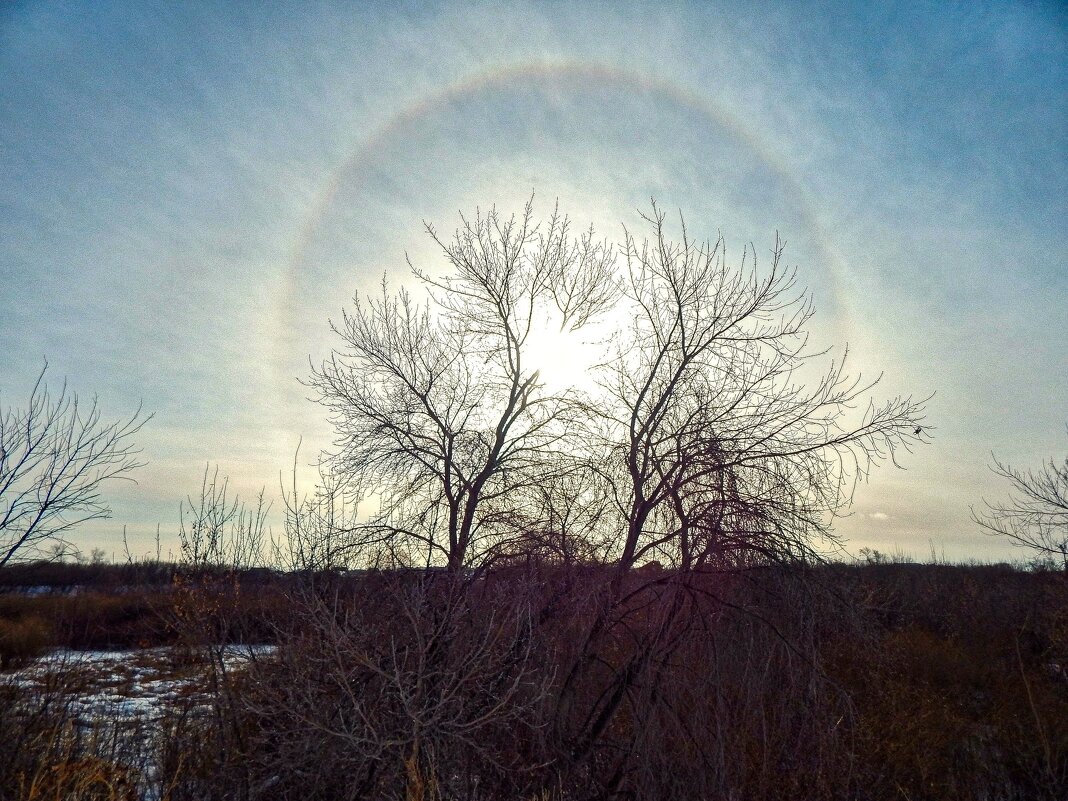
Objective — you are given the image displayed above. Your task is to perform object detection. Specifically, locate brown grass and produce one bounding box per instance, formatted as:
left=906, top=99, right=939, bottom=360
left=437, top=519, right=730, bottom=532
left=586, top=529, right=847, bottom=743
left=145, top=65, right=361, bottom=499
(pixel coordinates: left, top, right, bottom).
left=2, top=562, right=1066, bottom=800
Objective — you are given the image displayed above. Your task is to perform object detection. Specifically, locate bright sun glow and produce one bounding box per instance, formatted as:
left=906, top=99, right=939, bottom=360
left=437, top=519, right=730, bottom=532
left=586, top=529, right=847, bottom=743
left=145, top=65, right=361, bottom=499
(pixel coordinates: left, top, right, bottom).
left=521, top=313, right=617, bottom=395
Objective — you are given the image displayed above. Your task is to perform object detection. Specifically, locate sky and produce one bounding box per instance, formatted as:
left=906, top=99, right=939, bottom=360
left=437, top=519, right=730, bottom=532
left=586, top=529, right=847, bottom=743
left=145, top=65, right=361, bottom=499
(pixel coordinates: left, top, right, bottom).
left=1, top=0, right=1065, bottom=563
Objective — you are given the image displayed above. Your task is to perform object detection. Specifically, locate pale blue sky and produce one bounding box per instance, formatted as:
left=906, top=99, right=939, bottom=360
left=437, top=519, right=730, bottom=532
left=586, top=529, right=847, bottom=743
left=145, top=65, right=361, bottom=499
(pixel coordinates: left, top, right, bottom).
left=1, top=1, right=1065, bottom=561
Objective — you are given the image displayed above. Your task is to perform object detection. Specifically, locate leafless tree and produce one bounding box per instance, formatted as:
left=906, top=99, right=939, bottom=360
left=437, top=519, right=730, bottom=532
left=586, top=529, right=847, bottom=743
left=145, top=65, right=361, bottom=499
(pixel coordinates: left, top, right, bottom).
left=310, top=200, right=927, bottom=578
left=309, top=198, right=617, bottom=574
left=591, top=203, right=929, bottom=577
left=179, top=464, right=271, bottom=569
left=973, top=431, right=1068, bottom=568
left=0, top=362, right=149, bottom=567
left=170, top=464, right=274, bottom=799
left=277, top=446, right=365, bottom=573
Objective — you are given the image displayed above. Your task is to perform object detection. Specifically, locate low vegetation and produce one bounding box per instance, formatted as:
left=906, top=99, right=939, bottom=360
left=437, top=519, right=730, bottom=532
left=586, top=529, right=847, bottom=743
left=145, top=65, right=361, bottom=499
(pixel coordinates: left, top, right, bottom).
left=1, top=558, right=1065, bottom=800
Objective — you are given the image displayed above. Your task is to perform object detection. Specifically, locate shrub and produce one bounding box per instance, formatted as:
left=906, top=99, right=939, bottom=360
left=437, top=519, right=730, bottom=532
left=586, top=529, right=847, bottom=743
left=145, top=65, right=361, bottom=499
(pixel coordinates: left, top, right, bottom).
left=0, top=616, right=51, bottom=670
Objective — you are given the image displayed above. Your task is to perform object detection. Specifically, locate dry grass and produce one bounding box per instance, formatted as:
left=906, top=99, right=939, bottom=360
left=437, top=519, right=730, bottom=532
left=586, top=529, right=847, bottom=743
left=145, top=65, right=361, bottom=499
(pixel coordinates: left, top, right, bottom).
left=2, top=562, right=1066, bottom=800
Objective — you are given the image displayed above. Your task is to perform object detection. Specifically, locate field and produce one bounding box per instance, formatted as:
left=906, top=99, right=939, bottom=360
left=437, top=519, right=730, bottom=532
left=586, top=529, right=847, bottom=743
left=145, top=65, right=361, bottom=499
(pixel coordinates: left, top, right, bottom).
left=1, top=558, right=1066, bottom=801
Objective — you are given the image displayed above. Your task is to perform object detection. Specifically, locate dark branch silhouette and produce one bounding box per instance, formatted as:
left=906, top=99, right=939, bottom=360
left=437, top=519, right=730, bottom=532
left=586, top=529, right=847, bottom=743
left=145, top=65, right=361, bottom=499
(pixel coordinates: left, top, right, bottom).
left=973, top=429, right=1068, bottom=567
left=0, top=361, right=149, bottom=567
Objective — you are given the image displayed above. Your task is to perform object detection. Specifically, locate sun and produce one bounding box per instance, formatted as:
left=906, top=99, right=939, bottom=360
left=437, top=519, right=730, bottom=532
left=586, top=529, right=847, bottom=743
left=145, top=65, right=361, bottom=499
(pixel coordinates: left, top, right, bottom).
left=520, top=312, right=614, bottom=396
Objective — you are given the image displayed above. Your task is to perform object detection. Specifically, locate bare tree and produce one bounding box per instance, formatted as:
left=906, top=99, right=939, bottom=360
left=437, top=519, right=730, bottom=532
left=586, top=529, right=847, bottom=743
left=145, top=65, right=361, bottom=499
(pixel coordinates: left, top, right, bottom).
left=973, top=431, right=1068, bottom=568
left=276, top=442, right=371, bottom=573
left=179, top=464, right=271, bottom=569
left=309, top=198, right=617, bottom=574
left=0, top=362, right=149, bottom=567
left=592, top=204, right=929, bottom=576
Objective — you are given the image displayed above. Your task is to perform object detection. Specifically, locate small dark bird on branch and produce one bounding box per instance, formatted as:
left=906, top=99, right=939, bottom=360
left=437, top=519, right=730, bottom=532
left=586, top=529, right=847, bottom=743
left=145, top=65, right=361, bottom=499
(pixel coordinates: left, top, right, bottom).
left=914, top=427, right=923, bottom=435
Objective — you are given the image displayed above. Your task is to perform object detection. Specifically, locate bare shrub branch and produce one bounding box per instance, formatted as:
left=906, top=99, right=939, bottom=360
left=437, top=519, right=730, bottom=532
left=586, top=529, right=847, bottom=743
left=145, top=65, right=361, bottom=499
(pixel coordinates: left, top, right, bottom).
left=0, top=362, right=149, bottom=567
left=973, top=429, right=1068, bottom=567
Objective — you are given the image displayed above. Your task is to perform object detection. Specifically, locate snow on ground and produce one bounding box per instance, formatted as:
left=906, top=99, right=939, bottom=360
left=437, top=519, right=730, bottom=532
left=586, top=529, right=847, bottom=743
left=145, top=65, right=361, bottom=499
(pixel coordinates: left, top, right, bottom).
left=5, top=645, right=275, bottom=726
left=3, top=645, right=277, bottom=800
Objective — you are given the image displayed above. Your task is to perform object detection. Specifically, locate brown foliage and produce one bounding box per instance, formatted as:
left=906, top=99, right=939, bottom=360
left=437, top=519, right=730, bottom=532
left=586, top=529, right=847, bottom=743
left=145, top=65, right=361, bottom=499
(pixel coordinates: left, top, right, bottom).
left=3, top=563, right=1066, bottom=800
left=0, top=615, right=51, bottom=669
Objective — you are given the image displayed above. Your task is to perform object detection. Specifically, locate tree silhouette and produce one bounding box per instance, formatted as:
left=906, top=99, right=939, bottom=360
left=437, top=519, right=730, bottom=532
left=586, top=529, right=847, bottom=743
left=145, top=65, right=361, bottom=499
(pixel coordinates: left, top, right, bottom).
left=973, top=431, right=1068, bottom=568
left=309, top=199, right=930, bottom=576
left=0, top=362, right=148, bottom=566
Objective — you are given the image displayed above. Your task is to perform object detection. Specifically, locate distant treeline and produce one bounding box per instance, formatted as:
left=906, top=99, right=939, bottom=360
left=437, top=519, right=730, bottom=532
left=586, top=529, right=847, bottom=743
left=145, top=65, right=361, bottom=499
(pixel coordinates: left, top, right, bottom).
left=0, top=560, right=274, bottom=591
left=0, top=558, right=1060, bottom=654
left=0, top=554, right=1054, bottom=592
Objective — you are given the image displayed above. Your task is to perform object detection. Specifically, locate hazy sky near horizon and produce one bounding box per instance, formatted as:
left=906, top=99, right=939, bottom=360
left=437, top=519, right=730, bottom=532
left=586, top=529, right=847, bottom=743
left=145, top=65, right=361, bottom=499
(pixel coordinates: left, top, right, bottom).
left=2, top=1, right=1065, bottom=562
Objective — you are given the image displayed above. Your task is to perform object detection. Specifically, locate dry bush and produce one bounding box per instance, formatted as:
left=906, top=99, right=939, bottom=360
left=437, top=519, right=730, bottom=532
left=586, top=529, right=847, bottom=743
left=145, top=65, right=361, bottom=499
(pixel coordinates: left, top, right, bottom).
left=0, top=666, right=150, bottom=801
left=0, top=590, right=177, bottom=651
left=168, top=570, right=554, bottom=801
left=826, top=565, right=1068, bottom=801
left=0, top=615, right=51, bottom=669
left=16, top=754, right=138, bottom=801
left=8, top=556, right=1062, bottom=800
left=155, top=563, right=868, bottom=801
left=159, top=562, right=1068, bottom=801
left=534, top=565, right=858, bottom=800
